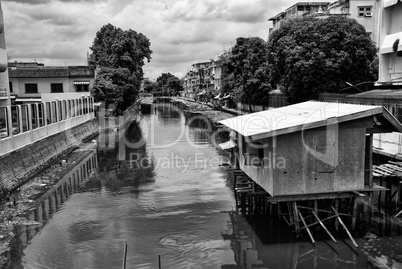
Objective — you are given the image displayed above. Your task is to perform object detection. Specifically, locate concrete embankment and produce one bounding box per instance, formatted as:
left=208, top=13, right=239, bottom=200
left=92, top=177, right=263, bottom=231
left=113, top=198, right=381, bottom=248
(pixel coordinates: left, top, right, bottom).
left=0, top=119, right=99, bottom=193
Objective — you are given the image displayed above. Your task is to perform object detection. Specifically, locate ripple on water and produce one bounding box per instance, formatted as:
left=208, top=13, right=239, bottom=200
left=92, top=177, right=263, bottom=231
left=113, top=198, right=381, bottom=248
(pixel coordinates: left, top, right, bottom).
left=159, top=233, right=214, bottom=264
left=182, top=249, right=212, bottom=261
left=159, top=234, right=198, bottom=248
left=184, top=215, right=209, bottom=224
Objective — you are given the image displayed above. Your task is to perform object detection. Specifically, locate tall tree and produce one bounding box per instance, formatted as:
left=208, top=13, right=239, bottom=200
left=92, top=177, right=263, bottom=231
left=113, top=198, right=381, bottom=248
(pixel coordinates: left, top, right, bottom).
left=223, top=37, right=271, bottom=106
left=267, top=16, right=377, bottom=103
left=156, top=73, right=183, bottom=95
left=90, top=23, right=152, bottom=113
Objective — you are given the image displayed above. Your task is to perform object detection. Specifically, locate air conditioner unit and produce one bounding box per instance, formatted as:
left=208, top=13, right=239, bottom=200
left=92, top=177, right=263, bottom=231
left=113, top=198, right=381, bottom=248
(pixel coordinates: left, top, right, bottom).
left=365, top=12, right=372, bottom=17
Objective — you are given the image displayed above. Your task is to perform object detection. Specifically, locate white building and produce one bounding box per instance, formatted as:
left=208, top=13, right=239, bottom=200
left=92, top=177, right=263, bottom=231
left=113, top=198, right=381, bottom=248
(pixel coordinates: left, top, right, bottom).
left=0, top=1, right=10, bottom=107
left=8, top=62, right=95, bottom=104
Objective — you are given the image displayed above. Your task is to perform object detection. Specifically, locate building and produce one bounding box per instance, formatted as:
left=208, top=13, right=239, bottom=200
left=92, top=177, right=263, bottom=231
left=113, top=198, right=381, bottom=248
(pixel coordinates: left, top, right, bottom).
left=268, top=2, right=330, bottom=33
left=378, top=0, right=402, bottom=83
left=8, top=62, right=95, bottom=104
left=268, top=1, right=379, bottom=44
left=0, top=1, right=10, bottom=107
left=219, top=101, right=401, bottom=197
left=182, top=61, right=214, bottom=99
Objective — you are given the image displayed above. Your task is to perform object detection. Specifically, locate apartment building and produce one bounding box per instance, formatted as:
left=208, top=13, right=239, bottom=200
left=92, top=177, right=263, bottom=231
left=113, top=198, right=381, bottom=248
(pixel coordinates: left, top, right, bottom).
left=182, top=61, right=213, bottom=99
left=378, top=0, right=402, bottom=83
left=268, top=1, right=379, bottom=44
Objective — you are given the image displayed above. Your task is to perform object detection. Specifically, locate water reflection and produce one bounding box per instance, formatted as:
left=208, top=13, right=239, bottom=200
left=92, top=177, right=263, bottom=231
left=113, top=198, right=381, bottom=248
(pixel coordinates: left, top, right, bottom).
left=9, top=103, right=402, bottom=269
left=8, top=151, right=97, bottom=268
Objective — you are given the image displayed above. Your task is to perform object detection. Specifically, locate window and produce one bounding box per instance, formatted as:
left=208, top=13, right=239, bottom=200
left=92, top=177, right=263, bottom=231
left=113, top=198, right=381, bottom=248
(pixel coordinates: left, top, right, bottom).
left=9, top=82, right=13, bottom=93
left=51, top=83, right=63, bottom=93
left=76, top=84, right=89, bottom=92
left=74, top=81, right=90, bottom=92
left=25, top=83, right=38, bottom=93
left=358, top=6, right=372, bottom=17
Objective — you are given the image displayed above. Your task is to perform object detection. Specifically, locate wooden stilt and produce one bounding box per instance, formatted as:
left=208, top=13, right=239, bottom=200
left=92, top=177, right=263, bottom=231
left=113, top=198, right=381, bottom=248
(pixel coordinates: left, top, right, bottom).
left=298, top=209, right=315, bottom=244
left=311, top=210, right=337, bottom=244
left=292, top=202, right=300, bottom=236
left=334, top=199, right=339, bottom=233
left=288, top=202, right=294, bottom=225
left=351, top=197, right=358, bottom=230
left=331, top=205, right=358, bottom=248
left=278, top=202, right=282, bottom=221
left=378, top=177, right=383, bottom=206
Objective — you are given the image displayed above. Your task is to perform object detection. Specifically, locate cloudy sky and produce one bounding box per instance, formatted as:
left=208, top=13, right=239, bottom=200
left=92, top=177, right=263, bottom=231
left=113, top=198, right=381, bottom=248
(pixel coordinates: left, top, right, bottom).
left=1, top=0, right=325, bottom=80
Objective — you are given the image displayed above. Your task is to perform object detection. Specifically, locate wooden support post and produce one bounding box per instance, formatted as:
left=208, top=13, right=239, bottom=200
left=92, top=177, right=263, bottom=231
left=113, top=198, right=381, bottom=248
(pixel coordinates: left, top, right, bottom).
left=122, top=241, right=127, bottom=269
left=288, top=202, right=294, bottom=225
left=386, top=176, right=392, bottom=207
left=331, top=205, right=358, bottom=248
left=334, top=199, right=339, bottom=234
left=378, top=177, right=384, bottom=206
left=311, top=210, right=337, bottom=244
left=292, top=202, right=300, bottom=236
left=397, top=180, right=402, bottom=207
left=351, top=197, right=358, bottom=230
left=278, top=202, right=282, bottom=221
left=298, top=209, right=315, bottom=244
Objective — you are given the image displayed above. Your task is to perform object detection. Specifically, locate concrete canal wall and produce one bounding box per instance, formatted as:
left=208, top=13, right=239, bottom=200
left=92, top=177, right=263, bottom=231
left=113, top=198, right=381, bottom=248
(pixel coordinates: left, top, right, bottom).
left=0, top=119, right=98, bottom=192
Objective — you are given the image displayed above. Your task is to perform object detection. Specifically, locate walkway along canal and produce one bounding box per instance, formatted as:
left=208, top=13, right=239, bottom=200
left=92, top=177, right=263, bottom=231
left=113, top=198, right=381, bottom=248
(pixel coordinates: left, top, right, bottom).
left=4, top=102, right=402, bottom=268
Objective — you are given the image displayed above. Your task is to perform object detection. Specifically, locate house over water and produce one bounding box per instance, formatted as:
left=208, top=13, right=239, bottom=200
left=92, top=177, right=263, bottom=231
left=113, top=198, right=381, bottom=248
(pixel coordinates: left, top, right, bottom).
left=219, top=101, right=402, bottom=197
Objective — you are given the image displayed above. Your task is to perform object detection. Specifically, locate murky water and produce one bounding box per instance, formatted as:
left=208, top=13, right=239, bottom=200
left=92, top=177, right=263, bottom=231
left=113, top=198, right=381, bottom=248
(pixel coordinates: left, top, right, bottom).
left=7, top=103, right=402, bottom=268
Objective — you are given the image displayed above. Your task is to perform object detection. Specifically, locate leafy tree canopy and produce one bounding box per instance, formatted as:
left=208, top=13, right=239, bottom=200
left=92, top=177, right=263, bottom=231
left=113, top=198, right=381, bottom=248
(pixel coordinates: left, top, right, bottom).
left=156, top=73, right=183, bottom=95
left=90, top=23, right=152, bottom=114
left=267, top=16, right=377, bottom=103
left=223, top=37, right=271, bottom=106
left=143, top=79, right=156, bottom=93
left=91, top=67, right=139, bottom=115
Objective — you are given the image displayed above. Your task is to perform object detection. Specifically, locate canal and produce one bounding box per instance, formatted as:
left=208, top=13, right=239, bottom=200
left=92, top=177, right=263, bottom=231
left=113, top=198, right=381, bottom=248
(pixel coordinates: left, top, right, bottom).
left=6, top=103, right=402, bottom=268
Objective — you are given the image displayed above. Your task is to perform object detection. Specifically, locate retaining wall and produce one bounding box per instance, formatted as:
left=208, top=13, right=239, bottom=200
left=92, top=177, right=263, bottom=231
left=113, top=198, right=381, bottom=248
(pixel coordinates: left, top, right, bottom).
left=0, top=119, right=98, bottom=192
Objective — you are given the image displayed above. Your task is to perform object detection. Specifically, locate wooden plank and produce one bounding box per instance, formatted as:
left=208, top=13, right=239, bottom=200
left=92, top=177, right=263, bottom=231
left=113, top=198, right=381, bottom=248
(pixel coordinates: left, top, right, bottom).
left=297, top=205, right=352, bottom=217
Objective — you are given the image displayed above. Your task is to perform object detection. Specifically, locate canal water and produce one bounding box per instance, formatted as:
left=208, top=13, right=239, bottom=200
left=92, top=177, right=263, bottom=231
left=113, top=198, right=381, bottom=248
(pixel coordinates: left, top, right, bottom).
left=7, top=103, right=402, bottom=268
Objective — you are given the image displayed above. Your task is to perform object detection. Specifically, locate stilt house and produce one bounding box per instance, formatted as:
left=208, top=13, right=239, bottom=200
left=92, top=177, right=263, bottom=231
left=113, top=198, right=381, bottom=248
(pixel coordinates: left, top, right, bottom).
left=219, top=101, right=402, bottom=198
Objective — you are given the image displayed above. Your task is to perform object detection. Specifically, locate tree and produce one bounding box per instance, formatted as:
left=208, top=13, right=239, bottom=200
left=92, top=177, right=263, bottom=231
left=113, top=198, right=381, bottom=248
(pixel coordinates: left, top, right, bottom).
left=156, top=73, right=183, bottom=95
left=267, top=16, right=377, bottom=103
left=143, top=79, right=156, bottom=93
left=223, top=37, right=271, bottom=106
left=91, top=67, right=138, bottom=115
left=90, top=23, right=152, bottom=114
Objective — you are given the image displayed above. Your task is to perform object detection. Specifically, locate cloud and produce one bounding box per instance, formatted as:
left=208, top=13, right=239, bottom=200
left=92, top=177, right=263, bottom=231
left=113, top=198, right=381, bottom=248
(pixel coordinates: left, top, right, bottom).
left=1, top=0, right=323, bottom=80
left=2, top=0, right=50, bottom=4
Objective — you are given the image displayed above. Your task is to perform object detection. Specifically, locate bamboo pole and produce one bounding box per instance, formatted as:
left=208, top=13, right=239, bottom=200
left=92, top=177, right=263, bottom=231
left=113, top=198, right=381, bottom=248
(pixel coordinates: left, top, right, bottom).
left=311, top=210, right=337, bottom=244
left=298, top=209, right=315, bottom=244
left=331, top=205, right=358, bottom=248
left=122, top=241, right=127, bottom=269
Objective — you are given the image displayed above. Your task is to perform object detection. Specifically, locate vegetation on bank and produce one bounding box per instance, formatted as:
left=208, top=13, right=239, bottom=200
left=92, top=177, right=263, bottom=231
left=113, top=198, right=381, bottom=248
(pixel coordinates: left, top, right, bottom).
left=219, top=16, right=378, bottom=105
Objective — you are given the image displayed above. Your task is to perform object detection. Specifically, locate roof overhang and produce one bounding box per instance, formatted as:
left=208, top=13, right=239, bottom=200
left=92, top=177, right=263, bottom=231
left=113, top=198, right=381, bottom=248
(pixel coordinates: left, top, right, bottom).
left=380, top=32, right=402, bottom=54
left=384, top=0, right=400, bottom=8
left=218, top=101, right=402, bottom=141
left=73, top=81, right=90, bottom=85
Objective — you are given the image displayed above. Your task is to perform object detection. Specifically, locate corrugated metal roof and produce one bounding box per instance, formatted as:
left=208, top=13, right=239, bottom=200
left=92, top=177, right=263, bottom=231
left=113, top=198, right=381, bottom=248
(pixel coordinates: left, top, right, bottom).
left=218, top=101, right=386, bottom=140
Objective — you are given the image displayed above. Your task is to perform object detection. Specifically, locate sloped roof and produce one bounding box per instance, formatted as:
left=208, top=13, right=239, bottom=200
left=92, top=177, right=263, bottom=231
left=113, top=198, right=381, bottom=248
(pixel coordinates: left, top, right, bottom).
left=218, top=101, right=402, bottom=141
